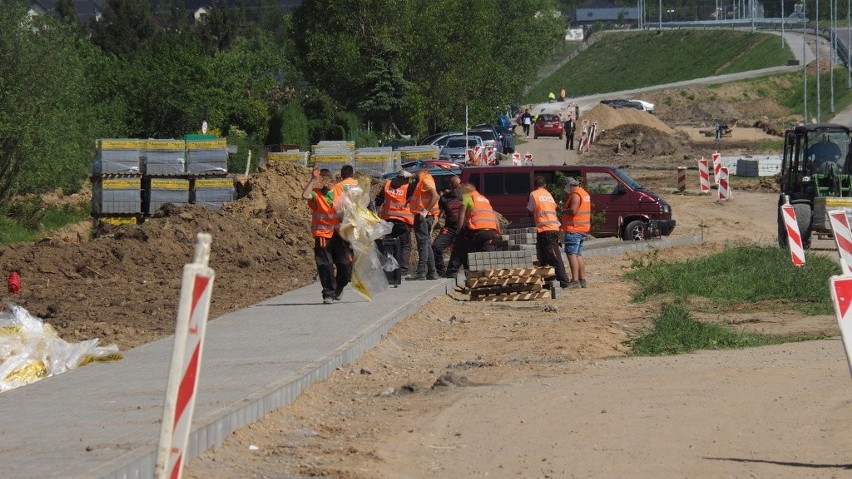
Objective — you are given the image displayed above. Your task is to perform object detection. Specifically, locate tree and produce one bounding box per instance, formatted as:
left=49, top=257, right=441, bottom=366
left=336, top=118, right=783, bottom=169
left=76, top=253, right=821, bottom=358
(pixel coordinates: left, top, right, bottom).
left=91, top=0, right=157, bottom=58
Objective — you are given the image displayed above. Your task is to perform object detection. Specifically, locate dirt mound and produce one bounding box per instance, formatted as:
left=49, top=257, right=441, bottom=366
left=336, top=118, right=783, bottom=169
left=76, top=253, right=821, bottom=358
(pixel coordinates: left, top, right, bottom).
left=582, top=104, right=676, bottom=135
left=0, top=162, right=317, bottom=350
left=586, top=124, right=685, bottom=162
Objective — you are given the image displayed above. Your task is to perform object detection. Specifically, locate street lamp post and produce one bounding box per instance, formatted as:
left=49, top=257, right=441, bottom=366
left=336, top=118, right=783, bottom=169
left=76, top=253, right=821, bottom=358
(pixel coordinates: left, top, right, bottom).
left=658, top=0, right=662, bottom=29
left=667, top=8, right=674, bottom=21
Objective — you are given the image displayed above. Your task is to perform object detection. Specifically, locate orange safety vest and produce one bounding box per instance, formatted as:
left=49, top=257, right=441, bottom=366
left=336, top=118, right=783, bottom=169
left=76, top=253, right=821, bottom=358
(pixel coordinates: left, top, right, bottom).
left=467, top=191, right=499, bottom=231
left=309, top=189, right=338, bottom=239
left=380, top=181, right=414, bottom=225
left=530, top=187, right=560, bottom=233
left=332, top=177, right=359, bottom=216
left=561, top=186, right=591, bottom=233
left=409, top=172, right=440, bottom=216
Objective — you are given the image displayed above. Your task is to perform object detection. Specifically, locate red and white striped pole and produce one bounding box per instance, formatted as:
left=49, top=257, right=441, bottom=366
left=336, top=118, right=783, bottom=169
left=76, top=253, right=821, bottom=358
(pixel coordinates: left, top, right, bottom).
left=698, top=158, right=710, bottom=194
left=511, top=152, right=521, bottom=165
left=677, top=166, right=687, bottom=192
left=712, top=151, right=722, bottom=184
left=155, top=233, right=216, bottom=479
left=829, top=210, right=852, bottom=274
left=523, top=152, right=534, bottom=165
left=781, top=204, right=806, bottom=266
left=830, top=275, right=852, bottom=378
left=717, top=166, right=730, bottom=201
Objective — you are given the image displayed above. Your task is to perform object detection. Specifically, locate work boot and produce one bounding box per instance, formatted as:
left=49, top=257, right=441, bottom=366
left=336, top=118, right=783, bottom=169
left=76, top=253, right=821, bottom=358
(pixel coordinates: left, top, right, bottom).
left=579, top=279, right=587, bottom=288
left=407, top=273, right=426, bottom=281
left=563, top=281, right=581, bottom=289
left=426, top=273, right=439, bottom=280
left=322, top=297, right=333, bottom=304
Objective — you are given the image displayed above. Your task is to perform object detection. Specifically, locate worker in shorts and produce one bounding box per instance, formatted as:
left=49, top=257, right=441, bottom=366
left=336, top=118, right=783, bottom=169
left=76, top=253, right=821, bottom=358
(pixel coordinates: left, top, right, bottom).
left=561, top=176, right=590, bottom=288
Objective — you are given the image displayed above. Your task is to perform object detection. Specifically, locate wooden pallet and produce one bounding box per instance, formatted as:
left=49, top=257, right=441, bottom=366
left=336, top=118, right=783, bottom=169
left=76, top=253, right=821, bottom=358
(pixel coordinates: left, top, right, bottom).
left=471, top=290, right=549, bottom=302
left=465, top=276, right=543, bottom=289
left=468, top=267, right=554, bottom=279
left=468, top=283, right=543, bottom=299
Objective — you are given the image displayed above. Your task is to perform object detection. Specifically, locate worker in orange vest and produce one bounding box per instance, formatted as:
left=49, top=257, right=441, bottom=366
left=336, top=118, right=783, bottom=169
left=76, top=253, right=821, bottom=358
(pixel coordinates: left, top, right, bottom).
left=375, top=170, right=415, bottom=276
left=302, top=167, right=352, bottom=304
left=561, top=176, right=591, bottom=288
left=528, top=176, right=570, bottom=288
left=407, top=163, right=440, bottom=280
left=448, top=183, right=502, bottom=272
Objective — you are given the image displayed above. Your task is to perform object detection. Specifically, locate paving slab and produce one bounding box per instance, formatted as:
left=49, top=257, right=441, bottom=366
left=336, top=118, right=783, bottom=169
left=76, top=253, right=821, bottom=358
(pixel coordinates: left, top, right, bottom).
left=0, top=277, right=450, bottom=479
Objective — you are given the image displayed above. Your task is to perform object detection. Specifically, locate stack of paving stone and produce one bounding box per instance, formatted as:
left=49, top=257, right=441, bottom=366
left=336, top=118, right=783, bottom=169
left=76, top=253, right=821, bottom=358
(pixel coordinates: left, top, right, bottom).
left=311, top=141, right=354, bottom=172
left=267, top=151, right=308, bottom=167
left=192, top=177, right=235, bottom=210
left=143, top=139, right=185, bottom=175
left=456, top=248, right=553, bottom=301
left=91, top=139, right=144, bottom=225
left=146, top=178, right=190, bottom=213
left=354, top=147, right=394, bottom=177
left=398, top=145, right=440, bottom=162
left=502, top=227, right=538, bottom=251
left=185, top=139, right=228, bottom=175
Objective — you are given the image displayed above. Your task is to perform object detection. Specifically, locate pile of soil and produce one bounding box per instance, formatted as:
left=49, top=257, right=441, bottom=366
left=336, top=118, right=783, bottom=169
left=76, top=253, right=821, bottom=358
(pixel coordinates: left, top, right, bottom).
left=585, top=124, right=687, bottom=165
left=582, top=104, right=676, bottom=135
left=0, top=160, right=318, bottom=350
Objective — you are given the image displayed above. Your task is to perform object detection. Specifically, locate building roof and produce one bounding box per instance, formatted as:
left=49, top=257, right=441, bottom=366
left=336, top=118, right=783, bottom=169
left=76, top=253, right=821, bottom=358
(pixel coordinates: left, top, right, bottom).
left=29, top=0, right=103, bottom=20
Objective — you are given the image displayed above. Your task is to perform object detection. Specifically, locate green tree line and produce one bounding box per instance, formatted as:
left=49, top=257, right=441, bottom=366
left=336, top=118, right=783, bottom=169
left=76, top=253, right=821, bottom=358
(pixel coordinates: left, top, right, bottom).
left=0, top=0, right=563, bottom=207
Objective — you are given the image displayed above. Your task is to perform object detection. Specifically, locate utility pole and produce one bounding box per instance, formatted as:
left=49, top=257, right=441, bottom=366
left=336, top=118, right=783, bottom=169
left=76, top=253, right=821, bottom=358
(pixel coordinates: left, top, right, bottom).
left=848, top=0, right=851, bottom=88
left=781, top=0, right=785, bottom=48
left=816, top=0, right=821, bottom=123
left=830, top=0, right=835, bottom=113
left=659, top=0, right=662, bottom=30
left=751, top=0, right=755, bottom=33
left=804, top=0, right=808, bottom=123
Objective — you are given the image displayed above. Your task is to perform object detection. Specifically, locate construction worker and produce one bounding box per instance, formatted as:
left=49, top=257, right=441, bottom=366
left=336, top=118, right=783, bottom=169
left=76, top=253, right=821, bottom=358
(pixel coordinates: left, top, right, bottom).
left=375, top=170, right=415, bottom=276
left=407, top=163, right=440, bottom=280
left=302, top=167, right=352, bottom=304
left=433, top=175, right=464, bottom=278
left=449, top=183, right=501, bottom=272
left=528, top=176, right=570, bottom=289
left=561, top=176, right=591, bottom=288
left=332, top=164, right=358, bottom=213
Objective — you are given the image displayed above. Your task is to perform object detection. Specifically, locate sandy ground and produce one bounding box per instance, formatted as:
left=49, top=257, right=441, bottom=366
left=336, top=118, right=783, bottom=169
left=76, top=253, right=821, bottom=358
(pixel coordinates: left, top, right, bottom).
left=184, top=127, right=852, bottom=478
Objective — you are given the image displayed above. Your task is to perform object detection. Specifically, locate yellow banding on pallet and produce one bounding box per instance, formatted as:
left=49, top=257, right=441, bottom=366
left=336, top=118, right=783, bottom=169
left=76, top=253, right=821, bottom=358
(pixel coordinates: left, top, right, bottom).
left=100, top=178, right=141, bottom=190
left=98, top=139, right=145, bottom=150
left=268, top=152, right=307, bottom=162
left=186, top=139, right=227, bottom=150
left=195, top=178, right=234, bottom=188
left=145, top=140, right=185, bottom=150
left=98, top=216, right=138, bottom=227
left=150, top=179, right=189, bottom=190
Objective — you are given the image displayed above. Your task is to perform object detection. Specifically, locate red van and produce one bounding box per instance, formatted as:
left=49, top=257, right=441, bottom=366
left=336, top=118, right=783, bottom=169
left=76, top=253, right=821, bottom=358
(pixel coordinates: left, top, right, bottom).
left=459, top=165, right=675, bottom=240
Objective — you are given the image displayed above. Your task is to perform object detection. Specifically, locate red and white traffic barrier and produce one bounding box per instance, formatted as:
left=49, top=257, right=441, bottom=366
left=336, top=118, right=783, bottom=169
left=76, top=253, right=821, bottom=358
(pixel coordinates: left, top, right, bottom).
left=523, top=152, right=534, bottom=165
left=486, top=146, right=496, bottom=166
left=511, top=152, right=522, bottom=166
left=677, top=167, right=687, bottom=192
left=717, top=166, right=730, bottom=201
left=712, top=151, right=722, bottom=184
left=156, top=233, right=216, bottom=479
left=829, top=210, right=852, bottom=274
left=698, top=158, right=710, bottom=194
left=830, top=275, right=852, bottom=378
left=781, top=204, right=806, bottom=266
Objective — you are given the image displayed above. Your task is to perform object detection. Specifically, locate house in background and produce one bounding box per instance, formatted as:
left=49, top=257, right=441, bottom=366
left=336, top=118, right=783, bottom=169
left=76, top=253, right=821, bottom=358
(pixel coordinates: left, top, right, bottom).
left=28, top=0, right=104, bottom=21
left=574, top=0, right=639, bottom=27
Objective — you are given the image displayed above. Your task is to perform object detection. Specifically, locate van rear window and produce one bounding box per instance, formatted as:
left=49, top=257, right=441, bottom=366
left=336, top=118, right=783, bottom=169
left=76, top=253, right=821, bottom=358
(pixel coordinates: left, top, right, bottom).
left=484, top=172, right=530, bottom=195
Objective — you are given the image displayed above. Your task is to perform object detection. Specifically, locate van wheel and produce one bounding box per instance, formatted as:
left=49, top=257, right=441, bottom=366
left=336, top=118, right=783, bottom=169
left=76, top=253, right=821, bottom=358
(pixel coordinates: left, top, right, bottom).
left=623, top=220, right=646, bottom=241
left=534, top=134, right=538, bottom=139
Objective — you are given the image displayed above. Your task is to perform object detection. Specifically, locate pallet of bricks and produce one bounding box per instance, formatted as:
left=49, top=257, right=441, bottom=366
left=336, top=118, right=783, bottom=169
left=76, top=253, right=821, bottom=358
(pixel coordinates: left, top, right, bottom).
left=91, top=139, right=144, bottom=226
left=457, top=247, right=555, bottom=301
left=311, top=141, right=354, bottom=173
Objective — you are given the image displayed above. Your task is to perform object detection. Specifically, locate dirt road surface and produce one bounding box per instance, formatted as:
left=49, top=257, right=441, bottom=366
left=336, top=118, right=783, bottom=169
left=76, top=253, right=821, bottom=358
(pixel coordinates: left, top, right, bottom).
left=184, top=120, right=852, bottom=478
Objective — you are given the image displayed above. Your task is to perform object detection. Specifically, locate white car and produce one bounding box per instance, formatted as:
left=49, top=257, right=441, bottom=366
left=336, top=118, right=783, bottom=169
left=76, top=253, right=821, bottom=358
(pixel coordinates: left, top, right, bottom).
left=631, top=99, right=655, bottom=113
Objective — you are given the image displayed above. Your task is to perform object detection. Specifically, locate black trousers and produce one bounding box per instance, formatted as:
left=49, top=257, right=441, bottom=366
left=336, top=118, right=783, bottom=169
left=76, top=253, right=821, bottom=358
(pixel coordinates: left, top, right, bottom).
left=314, top=232, right=352, bottom=300
left=432, top=227, right=459, bottom=275
left=381, top=220, right=412, bottom=274
left=450, top=228, right=498, bottom=269
left=566, top=134, right=575, bottom=150
left=536, top=231, right=570, bottom=286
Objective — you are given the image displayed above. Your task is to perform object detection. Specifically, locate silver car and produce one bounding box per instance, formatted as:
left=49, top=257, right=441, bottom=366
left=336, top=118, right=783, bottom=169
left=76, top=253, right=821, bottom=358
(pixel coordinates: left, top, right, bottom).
left=439, top=136, right=482, bottom=164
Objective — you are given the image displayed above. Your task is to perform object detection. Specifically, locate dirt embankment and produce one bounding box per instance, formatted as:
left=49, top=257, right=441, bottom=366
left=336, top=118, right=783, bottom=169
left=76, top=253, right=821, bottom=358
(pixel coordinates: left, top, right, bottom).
left=0, top=161, right=318, bottom=350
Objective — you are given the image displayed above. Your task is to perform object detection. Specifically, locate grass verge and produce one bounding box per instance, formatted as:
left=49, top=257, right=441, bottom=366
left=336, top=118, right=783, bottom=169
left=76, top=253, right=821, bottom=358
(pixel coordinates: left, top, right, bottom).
left=0, top=204, right=89, bottom=244
left=626, top=245, right=839, bottom=315
left=526, top=30, right=790, bottom=101
left=627, top=302, right=819, bottom=356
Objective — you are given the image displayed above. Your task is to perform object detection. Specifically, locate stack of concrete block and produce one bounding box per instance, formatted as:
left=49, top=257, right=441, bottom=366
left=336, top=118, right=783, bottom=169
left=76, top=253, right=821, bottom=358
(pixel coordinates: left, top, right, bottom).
left=458, top=266, right=554, bottom=301
left=193, top=178, right=235, bottom=210
left=144, top=140, right=185, bottom=175
left=267, top=151, right=308, bottom=167
left=398, top=145, right=440, bottom=162
left=354, top=148, right=394, bottom=177
left=147, top=178, right=190, bottom=213
left=92, top=139, right=143, bottom=175
left=311, top=150, right=354, bottom=173
left=186, top=139, right=228, bottom=174
left=502, top=227, right=538, bottom=251
left=468, top=249, right=535, bottom=272
left=92, top=177, right=142, bottom=214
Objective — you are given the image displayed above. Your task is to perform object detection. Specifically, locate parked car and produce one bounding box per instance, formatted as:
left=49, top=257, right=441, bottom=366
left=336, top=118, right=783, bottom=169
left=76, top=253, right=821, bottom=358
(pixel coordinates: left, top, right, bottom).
left=467, top=126, right=503, bottom=154
left=600, top=99, right=654, bottom=113
left=632, top=99, right=655, bottom=113
left=438, top=136, right=482, bottom=165
left=459, top=165, right=675, bottom=240
left=533, top=113, right=564, bottom=139
left=418, top=131, right=462, bottom=147
left=400, top=159, right=462, bottom=170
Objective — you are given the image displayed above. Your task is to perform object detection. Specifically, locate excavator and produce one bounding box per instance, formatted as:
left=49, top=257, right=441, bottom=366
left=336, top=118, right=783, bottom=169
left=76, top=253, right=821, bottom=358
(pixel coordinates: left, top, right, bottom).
left=777, top=123, right=852, bottom=249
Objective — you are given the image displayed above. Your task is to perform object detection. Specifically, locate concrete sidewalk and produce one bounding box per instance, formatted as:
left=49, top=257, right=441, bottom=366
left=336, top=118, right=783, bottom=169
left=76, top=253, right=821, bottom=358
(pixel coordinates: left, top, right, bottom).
left=0, top=276, right=451, bottom=478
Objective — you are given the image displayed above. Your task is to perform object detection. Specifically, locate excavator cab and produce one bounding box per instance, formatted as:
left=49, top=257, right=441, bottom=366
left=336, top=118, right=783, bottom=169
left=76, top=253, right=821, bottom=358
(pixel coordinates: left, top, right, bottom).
left=778, top=123, right=852, bottom=248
